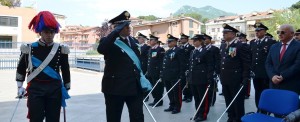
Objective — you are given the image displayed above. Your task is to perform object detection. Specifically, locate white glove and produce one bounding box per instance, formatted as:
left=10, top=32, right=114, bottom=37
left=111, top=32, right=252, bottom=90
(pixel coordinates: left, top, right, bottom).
left=17, top=81, right=25, bottom=98
left=17, top=87, right=25, bottom=98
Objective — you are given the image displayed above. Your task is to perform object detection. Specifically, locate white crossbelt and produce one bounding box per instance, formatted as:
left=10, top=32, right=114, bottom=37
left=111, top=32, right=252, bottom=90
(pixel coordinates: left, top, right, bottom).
left=26, top=43, right=59, bottom=83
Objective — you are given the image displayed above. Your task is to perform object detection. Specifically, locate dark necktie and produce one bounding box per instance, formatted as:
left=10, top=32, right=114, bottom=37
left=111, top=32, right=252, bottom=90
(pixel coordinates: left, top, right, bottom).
left=123, top=38, right=130, bottom=47
left=280, top=43, right=287, bottom=62
left=257, top=39, right=261, bottom=44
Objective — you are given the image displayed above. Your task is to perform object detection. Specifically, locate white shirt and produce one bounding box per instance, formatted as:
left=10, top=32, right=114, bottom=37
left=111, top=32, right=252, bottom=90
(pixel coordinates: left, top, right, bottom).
left=280, top=38, right=293, bottom=53
left=195, top=46, right=203, bottom=52
left=183, top=43, right=189, bottom=47
left=256, top=36, right=266, bottom=42
left=151, top=44, right=159, bottom=49
left=206, top=44, right=212, bottom=49
left=120, top=36, right=131, bottom=47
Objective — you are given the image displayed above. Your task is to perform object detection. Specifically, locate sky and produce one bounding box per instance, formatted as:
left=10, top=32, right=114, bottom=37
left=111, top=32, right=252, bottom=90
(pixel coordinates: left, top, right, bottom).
left=21, top=0, right=299, bottom=26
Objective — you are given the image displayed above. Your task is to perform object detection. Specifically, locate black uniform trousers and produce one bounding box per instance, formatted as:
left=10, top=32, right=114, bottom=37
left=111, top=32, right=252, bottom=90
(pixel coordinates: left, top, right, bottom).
left=210, top=79, right=217, bottom=106
left=27, top=80, right=62, bottom=122
left=244, top=79, right=251, bottom=97
left=148, top=76, right=164, bottom=103
left=253, top=78, right=269, bottom=108
left=191, top=84, right=211, bottom=119
left=104, top=93, right=144, bottom=122
left=182, top=79, right=193, bottom=99
left=222, top=83, right=245, bottom=122
left=164, top=80, right=182, bottom=111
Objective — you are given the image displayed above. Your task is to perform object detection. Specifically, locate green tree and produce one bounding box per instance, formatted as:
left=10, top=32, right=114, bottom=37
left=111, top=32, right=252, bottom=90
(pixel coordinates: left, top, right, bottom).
left=263, top=9, right=300, bottom=40
left=137, top=15, right=158, bottom=21
left=290, top=0, right=300, bottom=10
left=201, top=18, right=209, bottom=33
left=0, top=0, right=21, bottom=7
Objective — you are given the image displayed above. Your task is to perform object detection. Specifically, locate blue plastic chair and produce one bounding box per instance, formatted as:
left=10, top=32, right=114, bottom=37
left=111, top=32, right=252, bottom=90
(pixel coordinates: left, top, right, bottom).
left=241, top=89, right=299, bottom=122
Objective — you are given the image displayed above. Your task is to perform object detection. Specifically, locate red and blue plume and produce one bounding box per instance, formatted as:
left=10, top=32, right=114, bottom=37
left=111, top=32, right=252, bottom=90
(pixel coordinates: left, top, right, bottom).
left=28, top=11, right=60, bottom=33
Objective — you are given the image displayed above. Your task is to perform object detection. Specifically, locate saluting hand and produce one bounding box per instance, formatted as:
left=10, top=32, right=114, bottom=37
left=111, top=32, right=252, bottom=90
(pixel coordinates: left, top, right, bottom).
left=113, top=22, right=130, bottom=33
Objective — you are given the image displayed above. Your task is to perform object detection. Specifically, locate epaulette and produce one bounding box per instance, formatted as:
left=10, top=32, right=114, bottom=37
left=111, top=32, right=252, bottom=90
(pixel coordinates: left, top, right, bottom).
left=20, top=44, right=30, bottom=54
left=60, top=44, right=70, bottom=54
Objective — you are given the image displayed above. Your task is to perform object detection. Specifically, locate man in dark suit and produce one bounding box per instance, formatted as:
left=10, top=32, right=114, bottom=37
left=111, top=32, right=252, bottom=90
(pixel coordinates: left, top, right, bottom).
left=250, top=22, right=277, bottom=108
left=220, top=23, right=251, bottom=122
left=97, top=11, right=146, bottom=122
left=137, top=32, right=151, bottom=102
left=161, top=34, right=185, bottom=114
left=179, top=33, right=194, bottom=103
left=266, top=24, right=300, bottom=95
left=188, top=34, right=214, bottom=121
left=147, top=34, right=165, bottom=106
left=203, top=33, right=221, bottom=106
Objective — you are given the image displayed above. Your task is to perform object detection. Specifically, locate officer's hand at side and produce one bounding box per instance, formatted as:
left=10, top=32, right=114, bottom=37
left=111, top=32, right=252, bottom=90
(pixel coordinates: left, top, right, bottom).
left=242, top=79, right=248, bottom=86
left=17, top=87, right=25, bottom=98
left=64, top=83, right=71, bottom=91
left=113, top=22, right=130, bottom=33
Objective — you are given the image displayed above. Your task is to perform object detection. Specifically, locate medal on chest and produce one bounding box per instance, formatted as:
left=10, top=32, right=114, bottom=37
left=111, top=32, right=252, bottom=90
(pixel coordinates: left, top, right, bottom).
left=229, top=47, right=236, bottom=57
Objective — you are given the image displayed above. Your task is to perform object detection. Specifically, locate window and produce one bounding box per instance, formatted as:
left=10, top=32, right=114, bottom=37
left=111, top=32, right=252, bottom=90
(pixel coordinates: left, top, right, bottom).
left=212, top=28, right=215, bottom=32
left=213, top=36, right=217, bottom=40
left=189, top=20, right=193, bottom=28
left=0, top=16, right=18, bottom=27
left=189, top=30, right=194, bottom=37
left=0, top=36, right=12, bottom=48
left=217, top=28, right=220, bottom=32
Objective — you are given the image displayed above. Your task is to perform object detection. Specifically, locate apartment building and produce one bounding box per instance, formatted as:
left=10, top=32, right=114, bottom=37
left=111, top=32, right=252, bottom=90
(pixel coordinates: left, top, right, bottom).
left=132, top=16, right=202, bottom=43
left=0, top=6, right=66, bottom=49
left=205, top=9, right=275, bottom=44
left=60, top=25, right=100, bottom=50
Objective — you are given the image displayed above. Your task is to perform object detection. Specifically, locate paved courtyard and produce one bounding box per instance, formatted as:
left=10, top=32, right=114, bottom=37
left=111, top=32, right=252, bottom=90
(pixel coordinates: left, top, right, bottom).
left=0, top=69, right=256, bottom=122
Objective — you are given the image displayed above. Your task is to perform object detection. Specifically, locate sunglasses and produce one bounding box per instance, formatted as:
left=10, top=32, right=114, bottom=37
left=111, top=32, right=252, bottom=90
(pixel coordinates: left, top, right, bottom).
left=277, top=31, right=286, bottom=35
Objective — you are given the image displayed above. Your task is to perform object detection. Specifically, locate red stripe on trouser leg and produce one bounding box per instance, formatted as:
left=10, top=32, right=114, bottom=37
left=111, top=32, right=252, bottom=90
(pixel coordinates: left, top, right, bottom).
left=26, top=82, right=31, bottom=119
left=202, top=85, right=209, bottom=119
left=247, top=80, right=251, bottom=96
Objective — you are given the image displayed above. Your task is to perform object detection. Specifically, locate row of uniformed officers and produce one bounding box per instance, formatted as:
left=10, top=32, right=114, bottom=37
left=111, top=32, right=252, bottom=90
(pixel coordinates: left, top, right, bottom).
left=97, top=11, right=291, bottom=122
left=136, top=22, right=278, bottom=122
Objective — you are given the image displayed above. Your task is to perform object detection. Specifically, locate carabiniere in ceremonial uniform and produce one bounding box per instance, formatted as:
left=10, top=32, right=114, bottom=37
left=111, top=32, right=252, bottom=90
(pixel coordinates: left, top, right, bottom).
left=147, top=34, right=165, bottom=106
left=160, top=34, right=185, bottom=114
left=250, top=22, right=277, bottom=109
left=220, top=23, right=251, bottom=122
left=188, top=34, right=214, bottom=122
left=16, top=11, right=70, bottom=122
left=179, top=33, right=195, bottom=103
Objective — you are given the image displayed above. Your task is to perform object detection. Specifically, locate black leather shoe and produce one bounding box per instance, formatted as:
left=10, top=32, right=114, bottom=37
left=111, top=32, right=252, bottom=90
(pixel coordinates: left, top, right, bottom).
left=227, top=117, right=234, bottom=122
left=245, top=95, right=249, bottom=99
left=144, top=97, right=149, bottom=102
left=148, top=102, right=155, bottom=106
left=156, top=101, right=163, bottom=107
left=194, top=117, right=207, bottom=122
left=198, top=117, right=207, bottom=121
left=185, top=98, right=192, bottom=103
left=171, top=109, right=180, bottom=114
left=219, top=93, right=223, bottom=95
left=182, top=97, right=187, bottom=101
left=164, top=107, right=173, bottom=112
